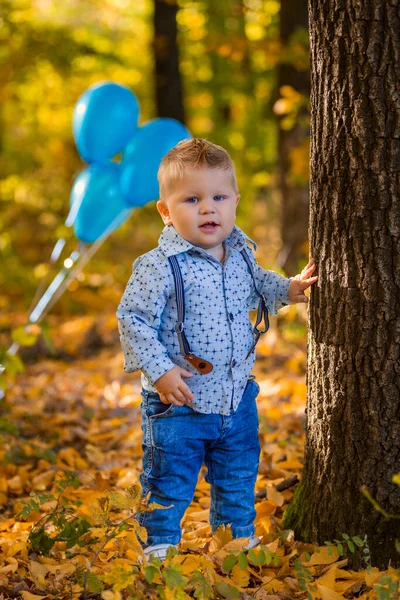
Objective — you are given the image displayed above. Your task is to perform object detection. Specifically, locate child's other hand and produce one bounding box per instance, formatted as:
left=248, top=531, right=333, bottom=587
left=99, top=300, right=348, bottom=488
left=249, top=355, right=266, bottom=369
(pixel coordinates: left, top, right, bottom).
left=288, top=257, right=318, bottom=304
left=154, top=366, right=194, bottom=406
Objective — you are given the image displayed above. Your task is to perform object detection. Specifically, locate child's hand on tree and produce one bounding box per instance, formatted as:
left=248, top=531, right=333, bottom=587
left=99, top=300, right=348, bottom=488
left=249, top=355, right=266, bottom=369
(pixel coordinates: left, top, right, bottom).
left=154, top=366, right=194, bottom=406
left=288, top=258, right=318, bottom=304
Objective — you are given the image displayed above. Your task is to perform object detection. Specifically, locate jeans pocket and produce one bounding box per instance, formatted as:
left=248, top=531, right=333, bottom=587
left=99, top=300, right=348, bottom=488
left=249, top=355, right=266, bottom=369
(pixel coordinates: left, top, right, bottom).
left=145, top=393, right=176, bottom=418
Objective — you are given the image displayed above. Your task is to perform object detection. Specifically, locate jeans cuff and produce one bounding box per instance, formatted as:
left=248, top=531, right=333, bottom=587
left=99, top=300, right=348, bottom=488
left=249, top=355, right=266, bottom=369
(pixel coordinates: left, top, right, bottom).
left=210, top=522, right=255, bottom=537
left=145, top=534, right=182, bottom=546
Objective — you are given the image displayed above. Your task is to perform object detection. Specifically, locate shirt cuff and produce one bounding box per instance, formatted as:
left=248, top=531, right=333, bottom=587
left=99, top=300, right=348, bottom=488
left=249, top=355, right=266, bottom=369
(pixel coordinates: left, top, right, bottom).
left=269, top=276, right=294, bottom=315
left=141, top=354, right=176, bottom=384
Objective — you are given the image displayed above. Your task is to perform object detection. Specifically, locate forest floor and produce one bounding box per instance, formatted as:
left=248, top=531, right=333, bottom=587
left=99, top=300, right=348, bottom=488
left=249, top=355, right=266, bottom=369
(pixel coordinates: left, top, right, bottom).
left=0, top=312, right=398, bottom=600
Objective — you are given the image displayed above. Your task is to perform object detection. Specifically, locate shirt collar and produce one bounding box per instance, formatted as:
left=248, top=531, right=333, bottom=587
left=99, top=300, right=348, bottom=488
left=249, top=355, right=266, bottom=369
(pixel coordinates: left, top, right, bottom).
left=158, top=224, right=257, bottom=257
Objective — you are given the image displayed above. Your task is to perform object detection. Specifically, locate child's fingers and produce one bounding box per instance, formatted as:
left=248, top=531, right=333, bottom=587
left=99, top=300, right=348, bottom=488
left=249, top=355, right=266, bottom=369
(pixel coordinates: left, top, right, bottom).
left=303, top=263, right=317, bottom=276
left=164, top=392, right=185, bottom=406
left=179, top=383, right=194, bottom=402
left=159, top=392, right=179, bottom=405
left=300, top=275, right=318, bottom=288
left=172, top=388, right=190, bottom=405
left=179, top=368, right=194, bottom=378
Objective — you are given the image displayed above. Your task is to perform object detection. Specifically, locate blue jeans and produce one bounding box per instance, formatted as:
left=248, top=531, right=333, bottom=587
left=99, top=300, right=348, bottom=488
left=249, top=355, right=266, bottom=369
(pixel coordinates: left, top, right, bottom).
left=138, top=378, right=261, bottom=546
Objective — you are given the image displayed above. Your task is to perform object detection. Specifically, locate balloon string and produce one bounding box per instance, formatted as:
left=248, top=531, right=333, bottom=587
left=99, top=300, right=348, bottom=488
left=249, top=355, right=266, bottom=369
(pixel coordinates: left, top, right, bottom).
left=26, top=238, right=67, bottom=317
left=1, top=210, right=133, bottom=393
left=30, top=209, right=132, bottom=324
left=28, top=247, right=82, bottom=324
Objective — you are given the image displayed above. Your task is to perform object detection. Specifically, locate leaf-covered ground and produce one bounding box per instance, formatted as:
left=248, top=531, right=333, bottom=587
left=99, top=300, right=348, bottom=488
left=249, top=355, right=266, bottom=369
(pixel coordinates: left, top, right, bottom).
left=1, top=311, right=398, bottom=600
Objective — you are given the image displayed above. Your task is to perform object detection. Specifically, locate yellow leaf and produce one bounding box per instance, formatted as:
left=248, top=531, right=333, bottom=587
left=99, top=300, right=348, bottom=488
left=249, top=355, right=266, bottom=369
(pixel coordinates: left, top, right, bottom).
left=184, top=508, right=209, bottom=522
left=7, top=541, right=26, bottom=557
left=231, top=563, right=250, bottom=587
left=32, top=470, right=55, bottom=491
left=316, top=566, right=336, bottom=588
left=56, top=447, right=88, bottom=469
left=165, top=589, right=191, bottom=600
left=0, top=562, right=18, bottom=574
left=334, top=568, right=358, bottom=580
left=179, top=538, right=209, bottom=552
left=101, top=591, right=121, bottom=600
left=178, top=555, right=204, bottom=575
left=255, top=501, right=276, bottom=521
left=208, top=524, right=232, bottom=553
left=266, top=539, right=280, bottom=553
left=274, top=459, right=303, bottom=470
left=20, top=593, right=47, bottom=600
left=108, top=490, right=139, bottom=511
left=364, top=567, right=382, bottom=587
left=29, top=561, right=49, bottom=589
left=335, top=578, right=365, bottom=594
left=46, top=562, right=76, bottom=576
left=305, top=546, right=339, bottom=566
left=265, top=486, right=285, bottom=507
left=315, top=584, right=345, bottom=600
left=258, top=579, right=283, bottom=594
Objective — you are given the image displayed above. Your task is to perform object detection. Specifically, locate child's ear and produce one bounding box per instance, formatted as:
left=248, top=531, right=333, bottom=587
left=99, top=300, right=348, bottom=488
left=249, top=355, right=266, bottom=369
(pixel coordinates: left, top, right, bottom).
left=156, top=200, right=172, bottom=225
left=236, top=194, right=241, bottom=207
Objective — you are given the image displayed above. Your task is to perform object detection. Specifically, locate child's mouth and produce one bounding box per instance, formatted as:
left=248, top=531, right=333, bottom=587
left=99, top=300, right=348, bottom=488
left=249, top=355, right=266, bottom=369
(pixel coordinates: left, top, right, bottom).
left=200, top=223, right=219, bottom=231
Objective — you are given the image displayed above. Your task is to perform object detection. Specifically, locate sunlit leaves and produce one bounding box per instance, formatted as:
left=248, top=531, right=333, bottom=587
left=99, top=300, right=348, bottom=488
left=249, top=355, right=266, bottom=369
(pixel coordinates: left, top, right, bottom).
left=3, top=285, right=396, bottom=599
left=102, top=559, right=136, bottom=592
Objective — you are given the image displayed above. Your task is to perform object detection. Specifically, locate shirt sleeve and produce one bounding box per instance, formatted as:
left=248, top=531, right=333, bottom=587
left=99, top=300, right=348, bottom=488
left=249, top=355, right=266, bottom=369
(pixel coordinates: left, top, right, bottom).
left=116, top=254, right=176, bottom=383
left=245, top=248, right=294, bottom=316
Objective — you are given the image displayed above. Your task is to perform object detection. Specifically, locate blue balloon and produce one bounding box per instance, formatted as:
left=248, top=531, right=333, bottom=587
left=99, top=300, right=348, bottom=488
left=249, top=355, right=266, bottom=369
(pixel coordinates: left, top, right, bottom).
left=73, top=82, right=140, bottom=163
left=67, top=163, right=132, bottom=244
left=120, top=118, right=192, bottom=207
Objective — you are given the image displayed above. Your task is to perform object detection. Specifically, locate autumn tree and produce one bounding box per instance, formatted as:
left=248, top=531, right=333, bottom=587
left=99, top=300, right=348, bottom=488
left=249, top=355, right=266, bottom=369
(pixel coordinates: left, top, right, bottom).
left=153, top=0, right=185, bottom=122
left=284, top=0, right=400, bottom=569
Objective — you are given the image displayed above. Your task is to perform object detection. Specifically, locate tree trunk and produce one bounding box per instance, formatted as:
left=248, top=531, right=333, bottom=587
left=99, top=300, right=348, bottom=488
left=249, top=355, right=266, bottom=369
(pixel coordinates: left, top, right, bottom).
left=153, top=0, right=185, bottom=123
left=277, top=0, right=310, bottom=276
left=284, top=0, right=400, bottom=570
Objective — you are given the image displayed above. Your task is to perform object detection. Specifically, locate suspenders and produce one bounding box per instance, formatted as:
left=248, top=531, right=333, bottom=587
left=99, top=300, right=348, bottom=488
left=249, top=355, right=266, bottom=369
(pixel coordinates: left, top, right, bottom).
left=168, top=255, right=213, bottom=375
left=167, top=248, right=270, bottom=375
left=239, top=249, right=270, bottom=359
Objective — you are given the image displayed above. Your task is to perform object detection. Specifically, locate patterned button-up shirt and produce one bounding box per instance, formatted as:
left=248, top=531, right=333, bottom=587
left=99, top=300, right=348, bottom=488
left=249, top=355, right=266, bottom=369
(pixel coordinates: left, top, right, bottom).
left=117, top=224, right=292, bottom=415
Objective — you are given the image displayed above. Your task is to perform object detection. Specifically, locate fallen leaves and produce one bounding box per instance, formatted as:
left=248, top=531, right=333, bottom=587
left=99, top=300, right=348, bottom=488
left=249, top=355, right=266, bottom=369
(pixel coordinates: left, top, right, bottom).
left=0, top=315, right=398, bottom=599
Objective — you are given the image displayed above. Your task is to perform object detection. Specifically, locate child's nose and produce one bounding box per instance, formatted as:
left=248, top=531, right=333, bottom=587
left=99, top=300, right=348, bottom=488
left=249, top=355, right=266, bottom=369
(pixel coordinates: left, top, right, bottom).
left=200, top=199, right=216, bottom=213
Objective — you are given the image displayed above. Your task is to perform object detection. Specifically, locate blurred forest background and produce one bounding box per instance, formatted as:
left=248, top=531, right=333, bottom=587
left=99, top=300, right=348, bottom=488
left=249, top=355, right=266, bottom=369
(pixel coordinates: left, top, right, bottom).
left=0, top=0, right=310, bottom=323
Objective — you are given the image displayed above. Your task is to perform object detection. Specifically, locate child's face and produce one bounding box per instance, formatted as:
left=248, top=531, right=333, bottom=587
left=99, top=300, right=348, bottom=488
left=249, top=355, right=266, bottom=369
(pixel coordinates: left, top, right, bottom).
left=157, top=167, right=240, bottom=260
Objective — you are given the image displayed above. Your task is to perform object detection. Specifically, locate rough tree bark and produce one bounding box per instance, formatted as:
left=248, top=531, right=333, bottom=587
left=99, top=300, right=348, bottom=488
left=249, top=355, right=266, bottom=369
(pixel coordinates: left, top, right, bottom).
left=153, top=0, right=185, bottom=123
left=277, top=0, right=310, bottom=276
left=284, top=0, right=400, bottom=570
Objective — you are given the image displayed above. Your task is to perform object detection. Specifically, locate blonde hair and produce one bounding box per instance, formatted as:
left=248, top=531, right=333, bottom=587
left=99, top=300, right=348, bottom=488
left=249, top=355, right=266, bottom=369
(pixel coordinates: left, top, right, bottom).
left=158, top=138, right=238, bottom=199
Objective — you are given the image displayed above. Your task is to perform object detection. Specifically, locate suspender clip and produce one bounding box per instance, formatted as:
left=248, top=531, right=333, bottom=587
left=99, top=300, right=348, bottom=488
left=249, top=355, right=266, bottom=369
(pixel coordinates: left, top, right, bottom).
left=184, top=353, right=213, bottom=375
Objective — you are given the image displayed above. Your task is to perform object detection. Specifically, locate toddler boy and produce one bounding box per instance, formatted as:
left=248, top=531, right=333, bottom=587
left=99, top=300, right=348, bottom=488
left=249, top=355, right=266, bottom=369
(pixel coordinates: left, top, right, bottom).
left=117, top=138, right=318, bottom=559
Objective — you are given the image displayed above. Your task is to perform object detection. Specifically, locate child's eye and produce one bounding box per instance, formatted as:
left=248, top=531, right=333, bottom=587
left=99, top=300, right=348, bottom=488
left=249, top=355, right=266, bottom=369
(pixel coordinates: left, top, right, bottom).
left=186, top=197, right=198, bottom=203
left=214, top=195, right=225, bottom=201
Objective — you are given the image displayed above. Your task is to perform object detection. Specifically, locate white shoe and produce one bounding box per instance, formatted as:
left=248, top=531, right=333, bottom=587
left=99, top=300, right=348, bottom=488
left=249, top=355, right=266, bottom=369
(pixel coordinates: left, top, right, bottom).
left=243, top=535, right=260, bottom=550
left=143, top=543, right=176, bottom=560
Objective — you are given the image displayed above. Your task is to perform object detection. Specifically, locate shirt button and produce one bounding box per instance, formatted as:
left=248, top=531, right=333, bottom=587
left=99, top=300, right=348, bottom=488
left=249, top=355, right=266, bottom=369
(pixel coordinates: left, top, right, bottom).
left=231, top=360, right=236, bottom=367
left=229, top=312, right=234, bottom=322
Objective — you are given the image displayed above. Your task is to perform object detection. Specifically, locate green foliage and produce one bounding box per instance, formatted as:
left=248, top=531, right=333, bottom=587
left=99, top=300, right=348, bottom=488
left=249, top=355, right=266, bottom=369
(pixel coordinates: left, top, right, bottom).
left=294, top=560, right=316, bottom=600
left=163, top=564, right=189, bottom=590
left=0, top=0, right=310, bottom=318
left=0, top=416, right=19, bottom=436
left=237, top=551, right=248, bottom=570
left=323, top=534, right=371, bottom=569
left=215, top=581, right=241, bottom=599
left=373, top=574, right=400, bottom=600
left=222, top=554, right=236, bottom=573
left=191, top=570, right=213, bottom=600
